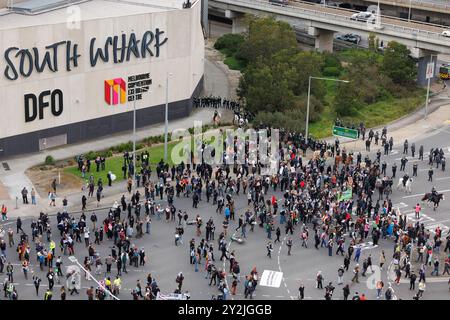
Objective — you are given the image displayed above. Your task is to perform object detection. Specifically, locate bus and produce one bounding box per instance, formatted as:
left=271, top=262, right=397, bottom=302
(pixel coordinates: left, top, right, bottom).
left=439, top=64, right=450, bottom=80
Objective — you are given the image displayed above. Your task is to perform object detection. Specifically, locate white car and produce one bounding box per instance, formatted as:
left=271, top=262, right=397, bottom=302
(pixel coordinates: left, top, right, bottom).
left=350, top=12, right=375, bottom=23
left=442, top=30, right=450, bottom=37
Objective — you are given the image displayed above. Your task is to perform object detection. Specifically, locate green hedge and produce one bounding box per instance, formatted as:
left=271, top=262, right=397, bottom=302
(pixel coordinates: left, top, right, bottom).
left=44, top=155, right=55, bottom=166
left=214, top=34, right=245, bottom=55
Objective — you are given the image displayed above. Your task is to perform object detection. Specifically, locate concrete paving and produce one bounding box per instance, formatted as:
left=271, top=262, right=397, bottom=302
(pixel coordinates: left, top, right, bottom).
left=0, top=55, right=235, bottom=217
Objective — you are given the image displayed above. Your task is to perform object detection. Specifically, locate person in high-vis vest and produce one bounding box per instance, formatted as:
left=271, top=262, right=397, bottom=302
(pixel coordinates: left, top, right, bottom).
left=44, top=288, right=52, bottom=300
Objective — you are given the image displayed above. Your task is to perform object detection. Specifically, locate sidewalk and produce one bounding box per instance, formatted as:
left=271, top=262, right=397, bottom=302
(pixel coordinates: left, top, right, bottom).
left=328, top=88, right=450, bottom=153
left=0, top=56, right=235, bottom=218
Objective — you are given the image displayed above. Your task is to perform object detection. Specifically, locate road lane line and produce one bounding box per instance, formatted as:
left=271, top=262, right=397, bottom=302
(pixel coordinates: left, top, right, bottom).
left=402, top=188, right=450, bottom=198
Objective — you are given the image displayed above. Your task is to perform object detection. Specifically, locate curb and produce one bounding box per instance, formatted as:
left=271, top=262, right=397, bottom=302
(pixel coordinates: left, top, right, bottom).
left=328, top=94, right=450, bottom=144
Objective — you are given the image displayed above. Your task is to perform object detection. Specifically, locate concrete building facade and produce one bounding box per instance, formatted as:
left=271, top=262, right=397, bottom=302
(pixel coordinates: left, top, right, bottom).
left=0, top=0, right=205, bottom=157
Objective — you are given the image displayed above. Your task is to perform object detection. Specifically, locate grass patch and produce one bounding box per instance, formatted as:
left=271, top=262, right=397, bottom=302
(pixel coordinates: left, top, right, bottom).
left=64, top=142, right=179, bottom=184
left=309, top=88, right=426, bottom=139
left=62, top=126, right=230, bottom=184
left=218, top=48, right=245, bottom=71
left=224, top=55, right=246, bottom=71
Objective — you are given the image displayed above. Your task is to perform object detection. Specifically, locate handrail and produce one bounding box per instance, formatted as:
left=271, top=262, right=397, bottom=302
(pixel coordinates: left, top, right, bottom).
left=289, top=0, right=450, bottom=28
left=213, top=0, right=448, bottom=41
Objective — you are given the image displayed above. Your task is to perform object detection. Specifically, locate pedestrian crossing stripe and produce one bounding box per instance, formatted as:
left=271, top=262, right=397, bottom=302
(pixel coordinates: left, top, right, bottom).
left=424, top=223, right=449, bottom=234
left=405, top=212, right=435, bottom=223
left=352, top=242, right=378, bottom=251
left=393, top=202, right=408, bottom=209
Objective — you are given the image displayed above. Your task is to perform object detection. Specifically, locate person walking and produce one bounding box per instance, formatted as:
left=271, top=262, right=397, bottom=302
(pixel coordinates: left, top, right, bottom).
left=44, top=288, right=53, bottom=300
left=316, top=271, right=323, bottom=289
left=298, top=283, right=305, bottom=300
left=376, top=280, right=384, bottom=299
left=6, top=262, right=13, bottom=283
left=60, top=286, right=66, bottom=300
left=286, top=237, right=293, bottom=256
left=343, top=284, right=350, bottom=300
left=410, top=271, right=417, bottom=290
left=33, top=276, right=41, bottom=296
left=1, top=204, right=7, bottom=221
left=351, top=264, right=360, bottom=284
left=266, top=242, right=273, bottom=259
left=337, top=265, right=344, bottom=285
left=415, top=203, right=421, bottom=219
left=176, top=272, right=184, bottom=291
left=274, top=227, right=281, bottom=243
left=417, top=280, right=426, bottom=298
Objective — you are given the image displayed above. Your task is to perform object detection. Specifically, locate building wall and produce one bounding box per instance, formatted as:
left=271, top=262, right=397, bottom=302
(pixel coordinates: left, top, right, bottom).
left=0, top=1, right=204, bottom=156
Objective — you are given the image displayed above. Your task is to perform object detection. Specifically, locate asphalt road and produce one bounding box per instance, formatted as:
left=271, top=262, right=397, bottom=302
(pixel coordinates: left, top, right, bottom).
left=1, top=122, right=450, bottom=300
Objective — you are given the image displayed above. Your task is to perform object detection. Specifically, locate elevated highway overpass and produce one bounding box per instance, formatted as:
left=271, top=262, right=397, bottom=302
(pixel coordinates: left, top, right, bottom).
left=207, top=0, right=450, bottom=84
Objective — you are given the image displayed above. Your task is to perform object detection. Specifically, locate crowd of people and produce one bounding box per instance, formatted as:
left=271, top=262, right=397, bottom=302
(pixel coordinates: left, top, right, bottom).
left=1, top=121, right=449, bottom=301
left=193, top=96, right=241, bottom=111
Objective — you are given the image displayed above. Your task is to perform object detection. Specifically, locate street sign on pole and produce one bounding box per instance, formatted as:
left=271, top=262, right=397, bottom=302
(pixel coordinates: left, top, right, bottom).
left=426, top=62, right=435, bottom=80
left=332, top=126, right=358, bottom=140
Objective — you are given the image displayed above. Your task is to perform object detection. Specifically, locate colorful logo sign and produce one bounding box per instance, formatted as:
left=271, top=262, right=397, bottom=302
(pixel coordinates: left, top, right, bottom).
left=104, top=78, right=126, bottom=105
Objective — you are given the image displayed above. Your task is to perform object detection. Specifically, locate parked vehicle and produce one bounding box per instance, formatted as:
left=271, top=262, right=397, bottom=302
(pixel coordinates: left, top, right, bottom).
left=442, top=30, right=450, bottom=37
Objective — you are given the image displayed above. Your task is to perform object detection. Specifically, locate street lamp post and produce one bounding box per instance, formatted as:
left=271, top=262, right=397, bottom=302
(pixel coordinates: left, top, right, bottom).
left=133, top=97, right=136, bottom=189
left=305, top=76, right=349, bottom=140
left=164, top=73, right=173, bottom=162
left=408, top=0, right=412, bottom=22
left=68, top=256, right=120, bottom=300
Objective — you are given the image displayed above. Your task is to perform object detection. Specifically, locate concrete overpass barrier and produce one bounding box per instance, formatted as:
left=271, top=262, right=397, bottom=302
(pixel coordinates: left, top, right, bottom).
left=210, top=0, right=450, bottom=54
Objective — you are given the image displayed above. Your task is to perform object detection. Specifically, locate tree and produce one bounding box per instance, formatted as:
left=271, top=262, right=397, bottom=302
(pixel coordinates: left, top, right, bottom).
left=288, top=51, right=326, bottom=99
left=381, top=41, right=416, bottom=86
left=238, top=16, right=298, bottom=65
left=238, top=60, right=296, bottom=114
left=334, top=80, right=362, bottom=117
left=368, top=33, right=376, bottom=51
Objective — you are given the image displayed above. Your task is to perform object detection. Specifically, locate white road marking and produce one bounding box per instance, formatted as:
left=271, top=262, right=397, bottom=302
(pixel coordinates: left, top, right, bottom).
left=393, top=202, right=408, bottom=209
left=398, top=277, right=449, bottom=283
left=424, top=223, right=449, bottom=234
left=436, top=177, right=450, bottom=181
left=402, top=188, right=450, bottom=198
left=277, top=235, right=293, bottom=300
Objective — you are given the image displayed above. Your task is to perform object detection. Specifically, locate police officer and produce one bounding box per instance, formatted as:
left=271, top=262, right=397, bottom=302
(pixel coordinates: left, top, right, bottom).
left=402, top=173, right=409, bottom=187
left=442, top=156, right=446, bottom=171
left=413, top=162, right=418, bottom=177
left=365, top=139, right=371, bottom=152
left=411, top=143, right=415, bottom=158
left=428, top=167, right=434, bottom=182
left=376, top=150, right=381, bottom=162
left=400, top=156, right=408, bottom=171
left=381, top=161, right=387, bottom=176
left=389, top=137, right=394, bottom=151
left=384, top=141, right=389, bottom=155
left=392, top=163, right=397, bottom=178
